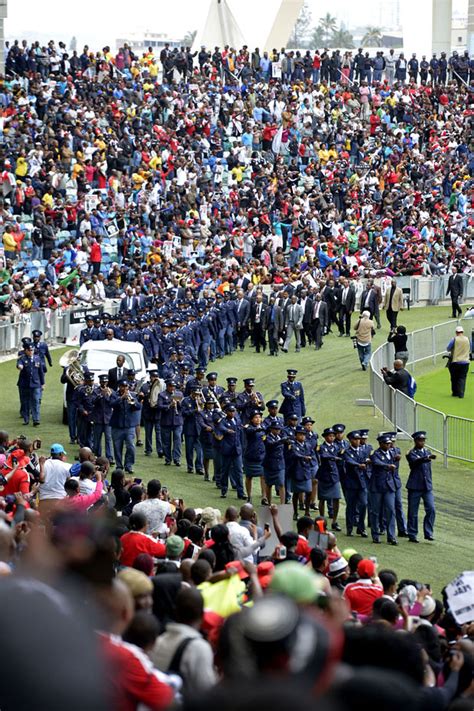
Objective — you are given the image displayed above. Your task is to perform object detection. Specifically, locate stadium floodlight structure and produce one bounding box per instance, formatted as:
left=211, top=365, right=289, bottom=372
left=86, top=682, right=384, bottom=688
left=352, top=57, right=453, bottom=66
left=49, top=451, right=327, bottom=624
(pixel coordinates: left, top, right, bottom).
left=196, top=0, right=246, bottom=50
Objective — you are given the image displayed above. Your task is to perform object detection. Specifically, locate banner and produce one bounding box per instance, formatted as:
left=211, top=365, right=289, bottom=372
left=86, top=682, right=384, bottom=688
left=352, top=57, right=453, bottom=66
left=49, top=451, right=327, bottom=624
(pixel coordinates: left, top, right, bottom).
left=69, top=306, right=104, bottom=325
left=272, top=61, right=282, bottom=79
left=445, top=571, right=474, bottom=624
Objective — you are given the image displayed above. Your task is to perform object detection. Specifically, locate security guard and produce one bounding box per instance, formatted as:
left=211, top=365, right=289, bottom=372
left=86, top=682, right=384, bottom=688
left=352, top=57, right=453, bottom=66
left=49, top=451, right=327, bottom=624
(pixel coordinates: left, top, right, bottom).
left=214, top=403, right=245, bottom=500
left=369, top=434, right=398, bottom=545
left=236, top=378, right=265, bottom=425
left=181, top=386, right=205, bottom=475
left=74, top=370, right=95, bottom=447
left=32, top=330, right=52, bottom=373
left=243, top=410, right=266, bottom=504
left=263, top=400, right=284, bottom=431
left=343, top=431, right=368, bottom=538
left=289, top=425, right=313, bottom=520
left=406, top=431, right=436, bottom=543
left=126, top=369, right=142, bottom=447
left=279, top=369, right=306, bottom=421
left=197, top=396, right=216, bottom=481
left=91, top=374, right=118, bottom=462
left=17, top=342, right=44, bottom=426
left=110, top=379, right=142, bottom=473
left=157, top=379, right=184, bottom=466
left=140, top=370, right=164, bottom=458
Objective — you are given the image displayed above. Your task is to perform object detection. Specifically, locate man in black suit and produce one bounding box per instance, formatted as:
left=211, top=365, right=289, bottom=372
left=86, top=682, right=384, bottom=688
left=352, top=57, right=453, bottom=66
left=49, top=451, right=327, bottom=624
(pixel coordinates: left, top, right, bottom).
left=264, top=296, right=284, bottom=356
left=359, top=280, right=378, bottom=320
left=320, top=279, right=337, bottom=332
left=119, top=287, right=140, bottom=316
left=311, top=293, right=328, bottom=349
left=108, top=355, right=126, bottom=391
left=300, top=289, right=314, bottom=347
left=337, top=278, right=356, bottom=337
left=249, top=292, right=267, bottom=353
left=235, top=289, right=250, bottom=351
left=446, top=266, right=463, bottom=318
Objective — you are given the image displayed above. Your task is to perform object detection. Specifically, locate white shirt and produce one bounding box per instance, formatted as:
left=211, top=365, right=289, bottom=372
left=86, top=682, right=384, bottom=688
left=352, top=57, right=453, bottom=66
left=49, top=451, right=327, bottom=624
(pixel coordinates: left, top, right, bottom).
left=134, top=498, right=172, bottom=535
left=226, top=520, right=256, bottom=562
left=39, top=459, right=71, bottom=500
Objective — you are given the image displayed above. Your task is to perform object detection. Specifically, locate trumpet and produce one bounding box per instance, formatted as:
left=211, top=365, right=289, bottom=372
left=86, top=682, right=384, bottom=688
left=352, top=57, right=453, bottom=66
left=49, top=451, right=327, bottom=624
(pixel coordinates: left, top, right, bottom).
left=100, top=385, right=112, bottom=397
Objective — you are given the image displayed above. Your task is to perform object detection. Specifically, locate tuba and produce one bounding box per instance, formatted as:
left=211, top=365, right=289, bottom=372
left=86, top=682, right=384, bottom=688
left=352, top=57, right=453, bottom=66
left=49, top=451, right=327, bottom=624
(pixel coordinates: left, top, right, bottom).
left=59, top=349, right=84, bottom=388
left=149, top=377, right=164, bottom=408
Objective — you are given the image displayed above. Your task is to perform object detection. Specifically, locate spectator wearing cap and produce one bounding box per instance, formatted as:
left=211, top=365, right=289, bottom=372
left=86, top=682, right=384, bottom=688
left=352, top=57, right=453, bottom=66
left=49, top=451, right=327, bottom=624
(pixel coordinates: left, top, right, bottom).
left=91, top=374, right=119, bottom=464
left=446, top=325, right=470, bottom=398
left=328, top=557, right=350, bottom=593
left=406, top=431, right=436, bottom=543
left=279, top=369, right=305, bottom=423
left=157, top=379, right=184, bottom=467
left=369, top=434, right=399, bottom=545
left=317, top=427, right=342, bottom=532
left=343, top=559, right=384, bottom=615
left=163, top=535, right=185, bottom=569
left=343, top=432, right=369, bottom=539
left=236, top=378, right=264, bottom=426
left=215, top=404, right=245, bottom=500
left=117, top=567, right=154, bottom=613
left=110, top=379, right=142, bottom=474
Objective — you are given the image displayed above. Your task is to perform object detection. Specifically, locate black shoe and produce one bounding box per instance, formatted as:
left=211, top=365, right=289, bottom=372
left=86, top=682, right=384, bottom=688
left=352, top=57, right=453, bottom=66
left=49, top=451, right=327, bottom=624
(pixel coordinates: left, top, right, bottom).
left=379, top=529, right=386, bottom=535
left=331, top=523, right=341, bottom=532
left=372, top=538, right=381, bottom=544
left=125, top=468, right=134, bottom=474
left=261, top=498, right=269, bottom=506
left=69, top=439, right=77, bottom=444
left=220, top=493, right=227, bottom=499
left=424, top=535, right=435, bottom=541
left=196, top=470, right=205, bottom=476
left=357, top=530, right=368, bottom=538
left=33, top=421, right=40, bottom=427
left=204, top=475, right=210, bottom=482
left=398, top=531, right=408, bottom=538
left=157, top=452, right=164, bottom=459
left=293, top=513, right=298, bottom=521
left=164, top=461, right=171, bottom=466
left=136, top=440, right=143, bottom=447
left=237, top=494, right=246, bottom=500
left=23, top=421, right=29, bottom=426
left=145, top=451, right=152, bottom=457
left=408, top=537, right=419, bottom=543
left=346, top=531, right=354, bottom=537
left=309, top=503, right=319, bottom=511
left=187, top=468, right=193, bottom=473
left=174, top=461, right=181, bottom=467
left=338, top=333, right=344, bottom=337
left=109, top=460, right=115, bottom=465
left=361, top=364, right=367, bottom=371
left=388, top=539, right=398, bottom=546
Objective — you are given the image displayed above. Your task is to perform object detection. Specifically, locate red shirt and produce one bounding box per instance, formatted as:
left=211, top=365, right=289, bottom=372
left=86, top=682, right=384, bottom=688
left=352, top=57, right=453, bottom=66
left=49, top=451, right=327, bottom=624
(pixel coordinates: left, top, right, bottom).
left=99, top=634, right=174, bottom=711
left=343, top=578, right=384, bottom=615
left=295, top=534, right=311, bottom=561
left=120, top=531, right=166, bottom=567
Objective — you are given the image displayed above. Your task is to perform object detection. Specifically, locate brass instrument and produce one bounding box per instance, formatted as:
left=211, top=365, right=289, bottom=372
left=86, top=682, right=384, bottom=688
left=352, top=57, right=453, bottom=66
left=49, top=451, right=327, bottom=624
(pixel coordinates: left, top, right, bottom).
left=59, top=349, right=84, bottom=388
left=148, top=378, right=164, bottom=408
left=206, top=387, right=221, bottom=409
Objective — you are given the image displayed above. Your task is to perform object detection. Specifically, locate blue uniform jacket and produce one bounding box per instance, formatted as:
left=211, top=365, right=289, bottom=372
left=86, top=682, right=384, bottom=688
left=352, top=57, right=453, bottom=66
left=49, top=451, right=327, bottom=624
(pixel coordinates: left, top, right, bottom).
left=406, top=447, right=434, bottom=491
left=291, top=440, right=313, bottom=482
left=111, top=393, right=142, bottom=428
left=181, top=397, right=202, bottom=436
left=243, top=425, right=266, bottom=464
left=263, top=433, right=286, bottom=471
left=216, top=417, right=242, bottom=457
left=279, top=380, right=306, bottom=418
left=317, top=442, right=340, bottom=485
left=17, top=354, right=45, bottom=388
left=370, top=448, right=397, bottom=493
left=91, top=387, right=120, bottom=425
left=343, top=446, right=368, bottom=490
left=157, top=391, right=184, bottom=428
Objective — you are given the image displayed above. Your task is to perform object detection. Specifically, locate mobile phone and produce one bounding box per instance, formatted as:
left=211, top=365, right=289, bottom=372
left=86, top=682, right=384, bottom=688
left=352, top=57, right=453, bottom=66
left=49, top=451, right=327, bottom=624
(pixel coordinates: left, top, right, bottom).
left=277, top=545, right=287, bottom=560
left=264, top=523, right=270, bottom=532
left=162, top=486, right=168, bottom=496
left=133, top=477, right=143, bottom=485
left=369, top=555, right=378, bottom=565
left=33, top=439, right=42, bottom=450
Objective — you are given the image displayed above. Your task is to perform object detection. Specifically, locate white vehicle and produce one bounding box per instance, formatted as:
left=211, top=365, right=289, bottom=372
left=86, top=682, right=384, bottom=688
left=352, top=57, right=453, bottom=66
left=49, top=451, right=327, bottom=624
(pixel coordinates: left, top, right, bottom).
left=77, top=338, right=148, bottom=383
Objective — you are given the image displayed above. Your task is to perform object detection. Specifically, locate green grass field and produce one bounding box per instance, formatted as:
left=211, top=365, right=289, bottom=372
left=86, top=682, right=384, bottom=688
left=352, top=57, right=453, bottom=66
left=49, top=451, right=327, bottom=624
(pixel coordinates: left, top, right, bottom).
left=2, top=304, right=472, bottom=595
left=416, top=365, right=474, bottom=417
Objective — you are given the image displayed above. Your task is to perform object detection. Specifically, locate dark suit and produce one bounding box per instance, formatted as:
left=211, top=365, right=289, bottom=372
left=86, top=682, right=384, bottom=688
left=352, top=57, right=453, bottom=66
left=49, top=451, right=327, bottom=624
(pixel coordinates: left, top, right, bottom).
left=311, top=300, right=328, bottom=349
left=337, top=285, right=356, bottom=336
left=108, top=366, right=127, bottom=391
left=250, top=301, right=267, bottom=352
left=359, top=288, right=378, bottom=320
left=263, top=302, right=284, bottom=355
left=446, top=274, right=463, bottom=317
left=321, top=286, right=337, bottom=328
left=382, top=367, right=411, bottom=396
left=235, top=298, right=250, bottom=350
left=119, top=295, right=140, bottom=316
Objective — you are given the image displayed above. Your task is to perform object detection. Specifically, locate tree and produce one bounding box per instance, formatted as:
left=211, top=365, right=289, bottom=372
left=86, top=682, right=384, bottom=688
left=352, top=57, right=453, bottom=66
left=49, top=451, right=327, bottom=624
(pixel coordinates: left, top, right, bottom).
left=310, top=26, right=326, bottom=49
left=318, top=12, right=337, bottom=45
left=362, top=26, right=383, bottom=47
left=183, top=29, right=197, bottom=47
left=329, top=27, right=355, bottom=49
left=288, top=1, right=313, bottom=48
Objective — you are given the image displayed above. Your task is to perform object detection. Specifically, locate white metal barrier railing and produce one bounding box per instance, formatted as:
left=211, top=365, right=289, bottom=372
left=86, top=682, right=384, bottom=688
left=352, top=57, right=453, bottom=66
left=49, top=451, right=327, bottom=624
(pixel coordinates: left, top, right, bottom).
left=370, top=321, right=474, bottom=466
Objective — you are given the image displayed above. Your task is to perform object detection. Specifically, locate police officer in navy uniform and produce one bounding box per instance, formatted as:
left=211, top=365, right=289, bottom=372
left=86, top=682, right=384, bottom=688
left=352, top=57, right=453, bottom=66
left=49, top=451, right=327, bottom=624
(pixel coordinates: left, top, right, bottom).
left=343, top=431, right=369, bottom=538
left=332, top=423, right=348, bottom=518
left=263, top=400, right=284, bottom=431
left=202, top=372, right=225, bottom=404
left=74, top=370, right=95, bottom=447
left=369, top=433, right=398, bottom=545
left=221, top=376, right=238, bottom=406
left=181, top=386, right=205, bottom=475
left=17, top=341, right=45, bottom=426
left=302, top=416, right=319, bottom=511
left=283, top=413, right=298, bottom=503
left=32, top=330, right=52, bottom=373
left=236, top=378, right=265, bottom=425
left=184, top=366, right=206, bottom=396
left=215, top=403, right=245, bottom=500
left=91, top=374, right=119, bottom=463
left=289, top=425, right=314, bottom=520
left=406, top=431, right=436, bottom=543
left=263, top=422, right=287, bottom=505
left=317, top=427, right=342, bottom=531
left=279, top=369, right=306, bottom=421
left=197, top=396, right=216, bottom=482
left=157, top=379, right=184, bottom=466
left=386, top=432, right=408, bottom=537
left=140, top=369, right=164, bottom=458
left=110, top=379, right=142, bottom=473
left=80, top=316, right=96, bottom=346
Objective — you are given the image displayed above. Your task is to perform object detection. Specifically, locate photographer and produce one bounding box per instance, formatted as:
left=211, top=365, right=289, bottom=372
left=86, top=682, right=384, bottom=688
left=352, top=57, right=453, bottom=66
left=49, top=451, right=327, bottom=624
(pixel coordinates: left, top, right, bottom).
left=387, top=325, right=409, bottom=366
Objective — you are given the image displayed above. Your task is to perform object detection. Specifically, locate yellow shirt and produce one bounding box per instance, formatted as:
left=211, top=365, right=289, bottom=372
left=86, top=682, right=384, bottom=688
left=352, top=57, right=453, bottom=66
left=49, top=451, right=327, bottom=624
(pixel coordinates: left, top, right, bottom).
left=42, top=193, right=53, bottom=208
left=2, top=231, right=16, bottom=251
left=15, top=157, right=28, bottom=177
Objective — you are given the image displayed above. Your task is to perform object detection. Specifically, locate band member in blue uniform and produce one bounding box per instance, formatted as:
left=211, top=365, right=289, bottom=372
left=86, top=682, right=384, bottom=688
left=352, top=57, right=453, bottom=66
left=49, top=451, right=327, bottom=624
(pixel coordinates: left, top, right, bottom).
left=17, top=342, right=45, bottom=426
left=111, top=379, right=142, bottom=473
left=370, top=434, right=399, bottom=545
left=243, top=410, right=266, bottom=504
left=343, top=431, right=368, bottom=538
left=182, top=386, right=205, bottom=476
left=406, top=431, right=436, bottom=543
left=279, top=369, right=306, bottom=421
left=32, top=330, right=52, bottom=373
left=263, top=422, right=287, bottom=505
left=91, top=373, right=119, bottom=462
left=317, top=427, right=342, bottom=531
left=157, top=379, right=184, bottom=467
left=289, top=425, right=314, bottom=520
left=214, top=404, right=245, bottom=500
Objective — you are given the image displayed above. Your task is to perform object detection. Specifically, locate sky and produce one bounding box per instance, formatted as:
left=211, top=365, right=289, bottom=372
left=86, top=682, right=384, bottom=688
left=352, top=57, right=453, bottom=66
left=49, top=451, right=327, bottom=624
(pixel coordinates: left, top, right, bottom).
left=5, top=0, right=469, bottom=50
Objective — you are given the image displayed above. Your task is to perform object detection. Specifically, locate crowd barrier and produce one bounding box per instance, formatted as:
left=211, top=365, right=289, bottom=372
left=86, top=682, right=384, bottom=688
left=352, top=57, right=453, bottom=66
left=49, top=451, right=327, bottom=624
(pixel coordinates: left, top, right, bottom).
left=370, top=320, right=474, bottom=466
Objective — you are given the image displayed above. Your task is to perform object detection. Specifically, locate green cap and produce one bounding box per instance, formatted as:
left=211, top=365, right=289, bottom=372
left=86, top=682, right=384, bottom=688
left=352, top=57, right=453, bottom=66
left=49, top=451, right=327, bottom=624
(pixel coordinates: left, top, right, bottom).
left=269, top=561, right=323, bottom=603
